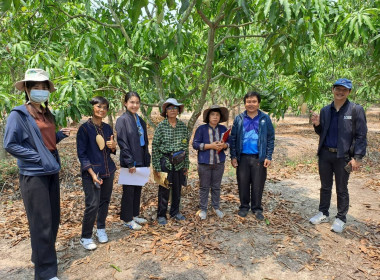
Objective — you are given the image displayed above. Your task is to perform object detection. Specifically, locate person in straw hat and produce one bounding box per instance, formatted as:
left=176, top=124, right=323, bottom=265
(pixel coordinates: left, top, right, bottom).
left=152, top=98, right=189, bottom=225
left=193, top=105, right=229, bottom=220
left=3, top=68, right=71, bottom=280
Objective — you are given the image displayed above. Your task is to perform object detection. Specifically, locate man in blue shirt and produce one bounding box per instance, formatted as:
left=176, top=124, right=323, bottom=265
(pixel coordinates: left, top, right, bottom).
left=230, top=92, right=275, bottom=220
left=309, top=78, right=367, bottom=233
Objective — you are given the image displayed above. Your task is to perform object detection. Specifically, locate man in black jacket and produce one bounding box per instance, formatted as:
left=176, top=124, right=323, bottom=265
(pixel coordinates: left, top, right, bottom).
left=309, top=78, right=367, bottom=233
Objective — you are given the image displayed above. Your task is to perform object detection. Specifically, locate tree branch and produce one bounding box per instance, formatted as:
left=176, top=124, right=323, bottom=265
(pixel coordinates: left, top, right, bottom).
left=48, top=4, right=119, bottom=28
left=215, top=34, right=268, bottom=48
left=179, top=0, right=196, bottom=25
left=197, top=9, right=213, bottom=27
left=94, top=86, right=159, bottom=107
left=107, top=0, right=133, bottom=48
left=211, top=72, right=253, bottom=87
left=217, top=21, right=255, bottom=29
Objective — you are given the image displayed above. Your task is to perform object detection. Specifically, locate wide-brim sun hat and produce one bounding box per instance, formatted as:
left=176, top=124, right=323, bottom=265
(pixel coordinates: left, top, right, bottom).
left=333, top=78, right=352, bottom=89
left=161, top=98, right=184, bottom=117
left=202, top=105, right=229, bottom=123
left=14, top=68, right=56, bottom=92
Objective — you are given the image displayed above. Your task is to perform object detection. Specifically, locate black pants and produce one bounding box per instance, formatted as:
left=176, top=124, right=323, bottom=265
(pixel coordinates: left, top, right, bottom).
left=237, top=154, right=267, bottom=213
left=81, top=173, right=114, bottom=239
left=120, top=185, right=142, bottom=222
left=20, top=173, right=60, bottom=280
left=318, top=148, right=350, bottom=222
left=157, top=169, right=183, bottom=218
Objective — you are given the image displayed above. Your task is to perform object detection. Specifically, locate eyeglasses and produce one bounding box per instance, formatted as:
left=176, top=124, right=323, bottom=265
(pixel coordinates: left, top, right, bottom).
left=167, top=106, right=179, bottom=111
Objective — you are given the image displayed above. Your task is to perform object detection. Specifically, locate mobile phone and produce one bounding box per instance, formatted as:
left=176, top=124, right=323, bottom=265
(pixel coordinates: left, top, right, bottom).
left=344, top=163, right=352, bottom=173
left=94, top=173, right=101, bottom=188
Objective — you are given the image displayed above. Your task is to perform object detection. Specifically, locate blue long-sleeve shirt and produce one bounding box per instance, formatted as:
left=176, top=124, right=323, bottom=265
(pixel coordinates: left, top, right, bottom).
left=192, top=124, right=228, bottom=164
left=76, top=119, right=116, bottom=178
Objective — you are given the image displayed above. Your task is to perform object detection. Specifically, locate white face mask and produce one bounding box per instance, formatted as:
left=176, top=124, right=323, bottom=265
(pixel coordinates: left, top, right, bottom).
left=30, top=89, right=50, bottom=103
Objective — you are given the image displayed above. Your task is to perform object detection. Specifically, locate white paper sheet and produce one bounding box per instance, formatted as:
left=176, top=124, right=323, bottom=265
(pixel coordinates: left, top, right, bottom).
left=118, top=167, right=151, bottom=186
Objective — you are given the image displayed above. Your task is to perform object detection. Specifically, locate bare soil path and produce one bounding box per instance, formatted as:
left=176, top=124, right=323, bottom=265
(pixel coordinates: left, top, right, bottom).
left=0, top=107, right=379, bottom=280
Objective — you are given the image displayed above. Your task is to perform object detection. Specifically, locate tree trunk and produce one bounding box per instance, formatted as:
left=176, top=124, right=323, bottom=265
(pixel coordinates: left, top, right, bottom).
left=187, top=25, right=216, bottom=134
left=0, top=120, right=8, bottom=160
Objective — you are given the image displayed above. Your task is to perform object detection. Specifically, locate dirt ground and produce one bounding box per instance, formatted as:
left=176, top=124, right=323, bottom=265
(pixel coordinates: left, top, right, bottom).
left=0, top=106, right=379, bottom=280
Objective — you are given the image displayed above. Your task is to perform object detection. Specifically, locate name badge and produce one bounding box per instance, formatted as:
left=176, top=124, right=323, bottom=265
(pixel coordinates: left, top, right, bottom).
left=344, top=116, right=352, bottom=120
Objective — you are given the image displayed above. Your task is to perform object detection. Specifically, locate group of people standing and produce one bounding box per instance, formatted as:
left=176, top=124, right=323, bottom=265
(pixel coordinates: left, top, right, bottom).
left=3, top=69, right=367, bottom=280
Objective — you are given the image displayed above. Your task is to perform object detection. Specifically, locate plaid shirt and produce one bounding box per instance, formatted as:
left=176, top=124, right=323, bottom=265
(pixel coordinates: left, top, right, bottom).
left=152, top=118, right=189, bottom=171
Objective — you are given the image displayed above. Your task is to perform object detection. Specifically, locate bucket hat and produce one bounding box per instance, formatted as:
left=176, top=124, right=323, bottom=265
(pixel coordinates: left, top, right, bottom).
left=161, top=98, right=184, bottom=117
left=333, top=78, right=352, bottom=89
left=14, top=68, right=56, bottom=92
left=203, top=105, right=229, bottom=123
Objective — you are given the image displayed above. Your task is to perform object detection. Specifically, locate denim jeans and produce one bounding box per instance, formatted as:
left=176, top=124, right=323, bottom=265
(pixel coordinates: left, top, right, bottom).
left=20, top=173, right=60, bottom=280
left=81, top=172, right=114, bottom=238
left=197, top=163, right=225, bottom=211
left=236, top=154, right=267, bottom=213
left=318, top=148, right=350, bottom=222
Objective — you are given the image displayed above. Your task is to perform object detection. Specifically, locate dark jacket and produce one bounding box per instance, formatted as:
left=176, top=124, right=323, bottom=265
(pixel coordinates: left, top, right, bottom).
left=115, top=111, right=151, bottom=168
left=192, top=123, right=228, bottom=164
left=230, top=110, right=275, bottom=163
left=76, top=119, right=116, bottom=178
left=314, top=100, right=367, bottom=159
left=3, top=105, right=67, bottom=176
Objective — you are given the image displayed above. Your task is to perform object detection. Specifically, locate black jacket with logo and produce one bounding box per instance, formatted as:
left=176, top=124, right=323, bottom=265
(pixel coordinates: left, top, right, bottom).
left=314, top=100, right=367, bottom=159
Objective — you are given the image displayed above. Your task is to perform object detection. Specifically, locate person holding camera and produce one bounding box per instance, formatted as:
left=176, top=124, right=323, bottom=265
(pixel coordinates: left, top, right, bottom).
left=152, top=98, right=189, bottom=225
left=309, top=78, right=367, bottom=233
left=77, top=96, right=116, bottom=250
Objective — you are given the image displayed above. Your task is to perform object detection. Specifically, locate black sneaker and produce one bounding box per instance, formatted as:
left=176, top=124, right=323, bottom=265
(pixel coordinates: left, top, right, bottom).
left=238, top=210, right=248, bottom=217
left=255, top=212, right=264, bottom=221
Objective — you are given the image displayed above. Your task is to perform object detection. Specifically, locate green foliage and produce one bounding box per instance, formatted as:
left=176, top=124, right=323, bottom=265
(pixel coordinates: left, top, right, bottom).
left=0, top=0, right=379, bottom=132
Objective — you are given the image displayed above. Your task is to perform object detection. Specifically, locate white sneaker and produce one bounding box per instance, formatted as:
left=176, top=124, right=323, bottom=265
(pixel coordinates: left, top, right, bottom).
left=124, top=220, right=142, bottom=230
left=80, top=238, right=97, bottom=250
left=49, top=277, right=59, bottom=280
left=133, top=216, right=148, bottom=224
left=198, top=210, right=207, bottom=220
left=331, top=218, right=345, bottom=233
left=214, top=209, right=225, bottom=219
left=96, top=229, right=108, bottom=243
left=309, top=212, right=329, bottom=225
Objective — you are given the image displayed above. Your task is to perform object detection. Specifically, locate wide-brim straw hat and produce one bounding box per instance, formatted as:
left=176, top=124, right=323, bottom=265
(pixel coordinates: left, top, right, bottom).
left=14, top=68, right=56, bottom=92
left=161, top=98, right=184, bottom=117
left=203, top=105, right=229, bottom=123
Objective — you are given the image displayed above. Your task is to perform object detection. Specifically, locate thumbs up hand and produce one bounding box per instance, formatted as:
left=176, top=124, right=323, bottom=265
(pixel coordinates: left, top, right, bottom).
left=106, top=135, right=117, bottom=150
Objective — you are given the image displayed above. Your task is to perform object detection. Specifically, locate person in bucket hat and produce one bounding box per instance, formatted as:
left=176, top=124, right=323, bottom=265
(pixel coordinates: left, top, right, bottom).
left=4, top=68, right=71, bottom=280
left=193, top=105, right=230, bottom=220
left=309, top=78, right=367, bottom=233
left=160, top=97, right=185, bottom=117
left=14, top=68, right=57, bottom=93
left=152, top=98, right=189, bottom=225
